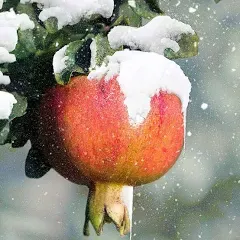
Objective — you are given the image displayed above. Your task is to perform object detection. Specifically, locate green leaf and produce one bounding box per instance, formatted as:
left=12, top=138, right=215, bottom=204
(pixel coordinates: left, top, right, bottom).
left=9, top=115, right=30, bottom=148
left=54, top=34, right=120, bottom=85
left=164, top=33, right=199, bottom=59
left=14, top=29, right=36, bottom=59
left=0, top=92, right=27, bottom=145
left=112, top=2, right=142, bottom=27
left=144, top=0, right=164, bottom=14
left=131, top=0, right=162, bottom=20
left=54, top=40, right=87, bottom=85
left=44, top=17, right=59, bottom=34
left=25, top=147, right=51, bottom=178
left=92, top=34, right=117, bottom=67
left=9, top=93, right=27, bottom=120
left=1, top=0, right=19, bottom=11
left=16, top=3, right=48, bottom=52
left=0, top=121, right=9, bottom=145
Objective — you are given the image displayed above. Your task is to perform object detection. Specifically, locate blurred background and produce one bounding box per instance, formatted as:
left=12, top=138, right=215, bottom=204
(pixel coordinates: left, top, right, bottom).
left=0, top=0, right=240, bottom=239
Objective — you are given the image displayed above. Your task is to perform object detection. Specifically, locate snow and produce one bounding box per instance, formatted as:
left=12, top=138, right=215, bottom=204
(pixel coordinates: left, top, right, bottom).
left=0, top=71, right=11, bottom=85
left=0, top=27, right=17, bottom=52
left=201, top=103, right=208, bottom=110
left=176, top=1, right=181, bottom=7
left=0, top=47, right=16, bottom=64
left=21, top=0, right=114, bottom=29
left=53, top=45, right=69, bottom=74
left=0, top=9, right=33, bottom=120
left=122, top=186, right=133, bottom=239
left=0, top=9, right=35, bottom=31
left=0, top=9, right=34, bottom=52
left=189, top=7, right=197, bottom=13
left=88, top=50, right=191, bottom=126
left=128, top=0, right=136, bottom=8
left=0, top=91, right=17, bottom=119
left=187, top=131, right=192, bottom=137
left=108, top=16, right=195, bottom=55
left=0, top=0, right=6, bottom=9
left=90, top=39, right=97, bottom=70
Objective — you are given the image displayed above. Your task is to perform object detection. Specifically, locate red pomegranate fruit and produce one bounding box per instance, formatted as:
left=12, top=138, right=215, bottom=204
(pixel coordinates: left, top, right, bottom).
left=37, top=73, right=185, bottom=236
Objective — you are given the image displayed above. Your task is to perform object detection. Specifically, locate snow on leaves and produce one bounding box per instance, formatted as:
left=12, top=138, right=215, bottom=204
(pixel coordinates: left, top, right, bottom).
left=20, top=0, right=114, bottom=29
left=108, top=16, right=198, bottom=59
left=0, top=8, right=33, bottom=142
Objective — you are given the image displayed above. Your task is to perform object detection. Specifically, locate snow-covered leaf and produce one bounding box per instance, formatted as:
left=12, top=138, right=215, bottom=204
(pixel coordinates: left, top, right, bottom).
left=0, top=91, right=17, bottom=120
left=14, top=29, right=36, bottom=59
left=0, top=92, right=27, bottom=145
left=16, top=3, right=48, bottom=54
left=9, top=92, right=27, bottom=119
left=54, top=40, right=88, bottom=85
left=20, top=0, right=114, bottom=29
left=54, top=34, right=117, bottom=85
left=108, top=16, right=197, bottom=58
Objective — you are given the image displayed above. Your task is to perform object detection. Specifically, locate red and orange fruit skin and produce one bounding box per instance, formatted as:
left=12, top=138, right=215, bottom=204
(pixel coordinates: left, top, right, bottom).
left=38, top=75, right=184, bottom=186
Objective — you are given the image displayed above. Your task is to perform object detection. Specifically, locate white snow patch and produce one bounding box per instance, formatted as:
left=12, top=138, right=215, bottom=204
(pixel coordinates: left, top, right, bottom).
left=189, top=7, right=197, bottom=13
left=0, top=9, right=34, bottom=52
left=128, top=0, right=136, bottom=8
left=201, top=103, right=208, bottom=110
left=0, top=27, right=18, bottom=52
left=21, top=0, right=114, bottom=29
left=187, top=131, right=192, bottom=137
left=88, top=50, right=191, bottom=127
left=108, top=16, right=195, bottom=55
left=0, top=47, right=16, bottom=64
left=176, top=1, right=181, bottom=7
left=90, top=39, right=97, bottom=70
left=0, top=71, right=11, bottom=85
left=0, top=91, right=17, bottom=119
left=0, top=0, right=6, bottom=9
left=122, top=186, right=133, bottom=239
left=0, top=9, right=33, bottom=119
left=0, top=9, right=35, bottom=31
left=53, top=45, right=69, bottom=74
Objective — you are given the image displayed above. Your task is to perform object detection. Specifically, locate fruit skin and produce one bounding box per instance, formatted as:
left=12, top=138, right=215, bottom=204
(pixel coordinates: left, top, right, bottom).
left=37, top=75, right=184, bottom=186
left=36, top=75, right=184, bottom=236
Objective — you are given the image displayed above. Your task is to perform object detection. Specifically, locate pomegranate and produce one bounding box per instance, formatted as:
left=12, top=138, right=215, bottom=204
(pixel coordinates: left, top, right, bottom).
left=35, top=49, right=191, bottom=237
left=37, top=75, right=184, bottom=235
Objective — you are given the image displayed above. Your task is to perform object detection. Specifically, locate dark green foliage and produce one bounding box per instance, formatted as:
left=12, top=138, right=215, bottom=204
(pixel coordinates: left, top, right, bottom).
left=25, top=147, right=51, bottom=178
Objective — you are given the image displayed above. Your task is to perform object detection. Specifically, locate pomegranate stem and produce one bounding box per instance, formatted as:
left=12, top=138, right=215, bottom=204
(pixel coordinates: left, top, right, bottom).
left=83, top=182, right=130, bottom=236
